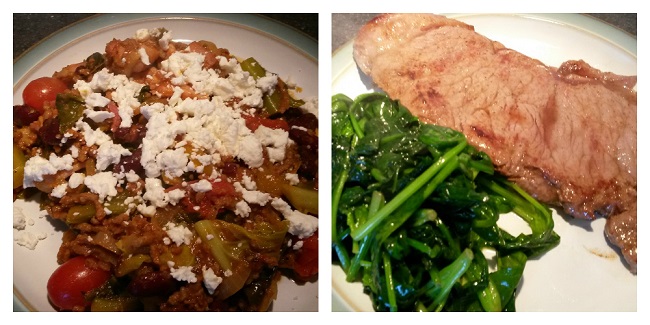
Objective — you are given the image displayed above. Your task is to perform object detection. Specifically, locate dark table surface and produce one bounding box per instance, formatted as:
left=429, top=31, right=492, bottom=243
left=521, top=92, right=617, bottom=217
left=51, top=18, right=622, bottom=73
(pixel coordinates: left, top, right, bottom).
left=332, top=13, right=636, bottom=52
left=13, top=13, right=318, bottom=62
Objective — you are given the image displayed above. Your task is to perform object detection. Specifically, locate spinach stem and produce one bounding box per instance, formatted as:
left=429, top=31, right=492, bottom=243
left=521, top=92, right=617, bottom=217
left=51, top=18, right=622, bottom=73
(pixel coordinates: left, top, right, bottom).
left=332, top=163, right=351, bottom=270
left=377, top=157, right=460, bottom=243
left=427, top=248, right=474, bottom=311
left=478, top=278, right=502, bottom=312
left=383, top=251, right=398, bottom=312
left=351, top=140, right=467, bottom=240
left=346, top=191, right=385, bottom=281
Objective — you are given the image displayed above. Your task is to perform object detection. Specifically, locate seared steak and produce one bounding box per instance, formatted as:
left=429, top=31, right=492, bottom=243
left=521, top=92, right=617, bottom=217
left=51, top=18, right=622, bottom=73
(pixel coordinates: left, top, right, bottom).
left=353, top=13, right=637, bottom=272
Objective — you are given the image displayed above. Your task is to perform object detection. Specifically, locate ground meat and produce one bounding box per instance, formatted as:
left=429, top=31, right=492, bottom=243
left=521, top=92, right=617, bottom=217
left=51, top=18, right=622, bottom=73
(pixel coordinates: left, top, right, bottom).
left=48, top=192, right=106, bottom=222
left=160, top=283, right=213, bottom=311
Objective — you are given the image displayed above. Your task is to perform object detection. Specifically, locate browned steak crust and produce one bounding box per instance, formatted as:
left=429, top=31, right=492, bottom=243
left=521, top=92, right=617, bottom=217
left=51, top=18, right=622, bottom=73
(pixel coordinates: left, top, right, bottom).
left=353, top=13, right=637, bottom=272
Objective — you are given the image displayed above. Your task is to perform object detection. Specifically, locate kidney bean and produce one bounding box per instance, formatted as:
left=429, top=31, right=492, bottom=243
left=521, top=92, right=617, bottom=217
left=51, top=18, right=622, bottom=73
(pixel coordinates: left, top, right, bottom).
left=13, top=105, right=41, bottom=127
left=127, top=264, right=177, bottom=297
left=113, top=147, right=144, bottom=176
left=38, top=118, right=62, bottom=145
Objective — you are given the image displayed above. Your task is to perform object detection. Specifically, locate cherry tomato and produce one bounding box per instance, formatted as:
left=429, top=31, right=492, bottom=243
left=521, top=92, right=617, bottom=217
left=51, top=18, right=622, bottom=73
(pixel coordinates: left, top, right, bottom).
left=293, top=232, right=318, bottom=280
left=47, top=256, right=111, bottom=311
left=22, top=77, right=68, bottom=113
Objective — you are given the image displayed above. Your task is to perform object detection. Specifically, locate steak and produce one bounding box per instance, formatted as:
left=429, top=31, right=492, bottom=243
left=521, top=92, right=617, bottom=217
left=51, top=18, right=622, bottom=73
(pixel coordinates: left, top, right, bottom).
left=353, top=13, right=637, bottom=272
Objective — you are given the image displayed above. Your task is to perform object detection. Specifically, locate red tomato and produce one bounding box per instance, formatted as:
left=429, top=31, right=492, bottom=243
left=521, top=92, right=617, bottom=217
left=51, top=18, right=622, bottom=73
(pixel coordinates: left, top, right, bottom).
left=46, top=256, right=111, bottom=311
left=293, top=232, right=318, bottom=280
left=22, top=77, right=68, bottom=113
left=242, top=114, right=289, bottom=132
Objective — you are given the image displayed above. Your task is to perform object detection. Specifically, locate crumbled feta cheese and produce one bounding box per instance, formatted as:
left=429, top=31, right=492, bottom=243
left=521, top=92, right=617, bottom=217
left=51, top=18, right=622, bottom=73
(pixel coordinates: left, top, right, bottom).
left=300, top=96, right=318, bottom=116
left=159, top=31, right=172, bottom=50
left=13, top=206, right=27, bottom=230
left=77, top=121, right=111, bottom=146
left=84, top=109, right=114, bottom=123
left=74, top=68, right=145, bottom=128
left=190, top=179, right=213, bottom=192
left=143, top=178, right=170, bottom=207
left=271, top=198, right=318, bottom=239
left=22, top=153, right=74, bottom=188
left=234, top=182, right=271, bottom=206
left=256, top=73, right=278, bottom=94
left=138, top=47, right=150, bottom=65
left=135, top=28, right=151, bottom=40
left=85, top=93, right=111, bottom=108
left=157, top=148, right=189, bottom=178
left=50, top=183, right=67, bottom=198
left=15, top=231, right=47, bottom=250
left=137, top=204, right=156, bottom=217
left=70, top=145, right=79, bottom=158
left=167, top=261, right=197, bottom=283
left=242, top=174, right=256, bottom=190
left=124, top=170, right=140, bottom=183
left=68, top=173, right=85, bottom=189
left=285, top=173, right=300, bottom=186
left=84, top=172, right=119, bottom=201
left=254, top=125, right=290, bottom=163
left=202, top=267, right=223, bottom=295
left=164, top=222, right=193, bottom=246
left=96, top=141, right=131, bottom=171
left=235, top=200, right=251, bottom=217
left=167, top=188, right=186, bottom=206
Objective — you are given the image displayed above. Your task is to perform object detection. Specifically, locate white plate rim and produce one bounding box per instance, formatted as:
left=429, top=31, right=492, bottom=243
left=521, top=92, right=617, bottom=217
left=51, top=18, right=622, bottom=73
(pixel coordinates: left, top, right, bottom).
left=331, top=12, right=637, bottom=312
left=13, top=13, right=318, bottom=312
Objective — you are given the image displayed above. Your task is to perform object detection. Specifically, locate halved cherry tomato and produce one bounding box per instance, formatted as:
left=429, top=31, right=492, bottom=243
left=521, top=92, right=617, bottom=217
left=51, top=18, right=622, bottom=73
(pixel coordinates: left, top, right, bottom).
left=46, top=256, right=111, bottom=311
left=22, top=77, right=68, bottom=113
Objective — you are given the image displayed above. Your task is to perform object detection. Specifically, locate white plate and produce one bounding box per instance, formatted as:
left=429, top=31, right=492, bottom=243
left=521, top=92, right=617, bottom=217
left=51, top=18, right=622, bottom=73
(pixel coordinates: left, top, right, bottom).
left=331, top=13, right=637, bottom=312
left=13, top=13, right=318, bottom=312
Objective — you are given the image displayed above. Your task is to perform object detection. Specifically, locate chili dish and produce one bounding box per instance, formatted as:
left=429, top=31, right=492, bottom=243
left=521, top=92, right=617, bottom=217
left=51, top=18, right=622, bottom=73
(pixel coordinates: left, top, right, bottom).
left=13, top=27, right=318, bottom=312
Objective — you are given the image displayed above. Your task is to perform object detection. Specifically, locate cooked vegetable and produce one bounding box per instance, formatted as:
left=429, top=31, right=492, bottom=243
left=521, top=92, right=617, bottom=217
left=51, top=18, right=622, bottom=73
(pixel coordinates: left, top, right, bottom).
left=67, top=204, right=97, bottom=224
left=13, top=144, right=25, bottom=189
left=281, top=184, right=318, bottom=215
left=84, top=52, right=106, bottom=75
left=90, top=296, right=140, bottom=312
left=47, top=256, right=112, bottom=311
left=240, top=57, right=304, bottom=115
left=55, top=92, right=85, bottom=133
left=195, top=219, right=288, bottom=299
left=116, top=254, right=151, bottom=277
left=331, top=93, right=560, bottom=312
left=240, top=57, right=267, bottom=79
